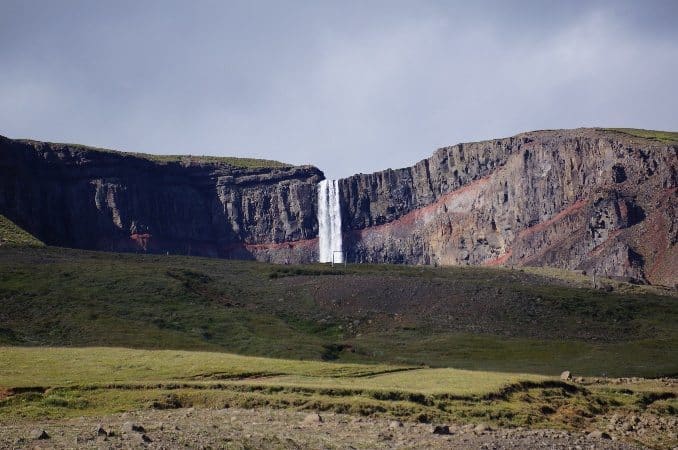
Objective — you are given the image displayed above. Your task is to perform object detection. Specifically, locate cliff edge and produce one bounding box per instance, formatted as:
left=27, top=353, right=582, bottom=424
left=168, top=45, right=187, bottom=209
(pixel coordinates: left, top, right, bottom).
left=1, top=128, right=676, bottom=285
left=340, top=128, right=677, bottom=286
left=0, top=136, right=323, bottom=262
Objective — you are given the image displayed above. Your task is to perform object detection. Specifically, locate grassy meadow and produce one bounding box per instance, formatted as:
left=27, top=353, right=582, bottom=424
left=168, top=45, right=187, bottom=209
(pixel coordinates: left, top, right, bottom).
left=0, top=215, right=44, bottom=247
left=0, top=217, right=676, bottom=436
left=0, top=346, right=675, bottom=436
left=0, top=245, right=676, bottom=377
left=604, top=128, right=678, bottom=144
left=17, top=139, right=292, bottom=169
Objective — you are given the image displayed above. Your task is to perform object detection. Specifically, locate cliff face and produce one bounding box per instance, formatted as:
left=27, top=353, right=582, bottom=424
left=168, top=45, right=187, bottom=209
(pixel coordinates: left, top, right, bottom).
left=339, top=129, right=677, bottom=286
left=1, top=129, right=676, bottom=286
left=0, top=136, right=323, bottom=262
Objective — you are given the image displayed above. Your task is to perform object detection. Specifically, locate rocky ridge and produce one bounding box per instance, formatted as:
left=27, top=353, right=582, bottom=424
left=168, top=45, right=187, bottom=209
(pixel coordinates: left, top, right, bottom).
left=0, top=136, right=322, bottom=262
left=340, top=129, right=677, bottom=286
left=0, top=128, right=676, bottom=285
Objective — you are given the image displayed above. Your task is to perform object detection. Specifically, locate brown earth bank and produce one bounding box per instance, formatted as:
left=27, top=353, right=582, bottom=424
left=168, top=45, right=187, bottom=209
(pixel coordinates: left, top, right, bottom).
left=0, top=407, right=659, bottom=450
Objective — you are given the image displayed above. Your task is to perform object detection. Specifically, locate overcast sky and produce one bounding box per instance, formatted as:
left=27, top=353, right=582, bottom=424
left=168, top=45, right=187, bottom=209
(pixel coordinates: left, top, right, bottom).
left=1, top=1, right=677, bottom=179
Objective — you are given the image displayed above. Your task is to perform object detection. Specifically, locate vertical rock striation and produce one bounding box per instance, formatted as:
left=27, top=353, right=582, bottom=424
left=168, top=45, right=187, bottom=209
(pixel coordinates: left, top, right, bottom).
left=1, top=128, right=675, bottom=286
left=0, top=136, right=323, bottom=262
left=339, top=129, right=677, bottom=286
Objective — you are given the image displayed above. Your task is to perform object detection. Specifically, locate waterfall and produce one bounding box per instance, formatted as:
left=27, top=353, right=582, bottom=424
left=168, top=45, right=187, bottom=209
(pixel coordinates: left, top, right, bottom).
left=317, top=179, right=343, bottom=263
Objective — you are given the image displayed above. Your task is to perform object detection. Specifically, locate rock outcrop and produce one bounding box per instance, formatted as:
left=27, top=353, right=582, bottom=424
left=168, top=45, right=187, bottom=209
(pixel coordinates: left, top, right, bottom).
left=1, top=128, right=676, bottom=286
left=0, top=136, right=323, bottom=262
left=339, top=129, right=677, bottom=286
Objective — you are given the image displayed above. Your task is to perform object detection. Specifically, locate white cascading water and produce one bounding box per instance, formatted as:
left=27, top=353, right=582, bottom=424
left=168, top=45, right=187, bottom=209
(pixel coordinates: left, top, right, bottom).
left=317, top=179, right=344, bottom=263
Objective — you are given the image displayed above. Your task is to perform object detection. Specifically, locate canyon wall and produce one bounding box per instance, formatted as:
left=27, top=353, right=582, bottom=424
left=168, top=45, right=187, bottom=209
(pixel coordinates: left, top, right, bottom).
left=339, top=129, right=677, bottom=286
left=1, top=128, right=676, bottom=286
left=0, top=136, right=322, bottom=262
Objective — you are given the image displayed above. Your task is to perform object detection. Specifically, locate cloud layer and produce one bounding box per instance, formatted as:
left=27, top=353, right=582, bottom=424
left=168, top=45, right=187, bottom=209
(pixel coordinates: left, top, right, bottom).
left=1, top=0, right=677, bottom=178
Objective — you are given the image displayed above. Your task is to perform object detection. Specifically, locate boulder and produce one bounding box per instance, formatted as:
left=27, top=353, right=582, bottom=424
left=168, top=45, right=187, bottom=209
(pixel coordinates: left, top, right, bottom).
left=474, top=423, right=492, bottom=433
left=122, top=421, right=146, bottom=433
left=432, top=425, right=451, bottom=435
left=388, top=420, right=404, bottom=429
left=301, top=413, right=323, bottom=425
left=560, top=371, right=572, bottom=381
left=588, top=430, right=611, bottom=440
left=30, top=429, right=50, bottom=440
left=131, top=433, right=153, bottom=445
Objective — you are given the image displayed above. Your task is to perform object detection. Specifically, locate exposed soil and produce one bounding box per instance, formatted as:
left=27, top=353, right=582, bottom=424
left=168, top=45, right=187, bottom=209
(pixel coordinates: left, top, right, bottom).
left=0, top=407, right=646, bottom=449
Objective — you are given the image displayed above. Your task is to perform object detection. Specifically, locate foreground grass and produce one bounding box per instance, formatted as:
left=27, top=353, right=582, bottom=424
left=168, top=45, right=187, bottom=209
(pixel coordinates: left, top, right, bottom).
left=0, top=347, right=675, bottom=445
left=230, top=368, right=547, bottom=396
left=0, top=347, right=405, bottom=387
left=0, top=347, right=544, bottom=420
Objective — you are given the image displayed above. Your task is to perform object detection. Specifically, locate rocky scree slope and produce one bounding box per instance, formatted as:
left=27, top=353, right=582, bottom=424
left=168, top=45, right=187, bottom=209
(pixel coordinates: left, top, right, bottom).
left=0, top=136, right=323, bottom=262
left=339, top=129, right=677, bottom=286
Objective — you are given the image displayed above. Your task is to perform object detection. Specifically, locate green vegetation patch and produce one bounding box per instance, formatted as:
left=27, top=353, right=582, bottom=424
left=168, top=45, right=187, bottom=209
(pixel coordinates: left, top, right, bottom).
left=604, top=128, right=678, bottom=144
left=20, top=140, right=292, bottom=168
left=0, top=347, right=675, bottom=444
left=0, top=215, right=44, bottom=247
left=130, top=153, right=292, bottom=168
left=0, top=246, right=676, bottom=377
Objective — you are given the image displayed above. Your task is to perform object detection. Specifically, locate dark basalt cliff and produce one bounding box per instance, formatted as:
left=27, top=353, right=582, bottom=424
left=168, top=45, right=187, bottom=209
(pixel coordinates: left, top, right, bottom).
left=339, top=129, right=677, bottom=286
left=0, top=136, right=323, bottom=262
left=1, top=128, right=676, bottom=286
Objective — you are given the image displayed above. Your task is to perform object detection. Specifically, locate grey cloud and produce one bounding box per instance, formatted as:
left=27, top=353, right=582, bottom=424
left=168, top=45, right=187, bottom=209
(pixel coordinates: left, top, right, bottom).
left=0, top=0, right=676, bottom=179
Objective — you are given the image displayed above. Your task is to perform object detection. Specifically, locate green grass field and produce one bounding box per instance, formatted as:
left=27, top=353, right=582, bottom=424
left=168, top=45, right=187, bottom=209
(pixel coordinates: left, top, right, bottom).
left=18, top=139, right=292, bottom=168
left=604, top=128, right=678, bottom=144
left=0, top=234, right=676, bottom=434
left=0, top=346, right=674, bottom=434
left=0, top=245, right=676, bottom=377
left=0, top=194, right=676, bottom=444
left=0, top=215, right=44, bottom=247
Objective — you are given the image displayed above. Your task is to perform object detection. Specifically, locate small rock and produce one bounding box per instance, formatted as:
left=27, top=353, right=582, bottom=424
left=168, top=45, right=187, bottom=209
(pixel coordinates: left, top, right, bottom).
left=30, top=429, right=50, bottom=440
left=131, top=433, right=153, bottom=444
left=377, top=432, right=392, bottom=441
left=122, top=421, right=145, bottom=433
left=301, top=413, right=323, bottom=424
left=389, top=420, right=404, bottom=429
left=560, top=370, right=572, bottom=381
left=432, top=425, right=451, bottom=435
left=474, top=423, right=492, bottom=433
left=588, top=430, right=611, bottom=440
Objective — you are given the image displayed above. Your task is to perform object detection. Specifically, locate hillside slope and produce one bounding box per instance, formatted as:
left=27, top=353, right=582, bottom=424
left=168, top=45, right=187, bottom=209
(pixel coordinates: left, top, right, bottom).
left=0, top=215, right=44, bottom=247
left=1, top=246, right=676, bottom=377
